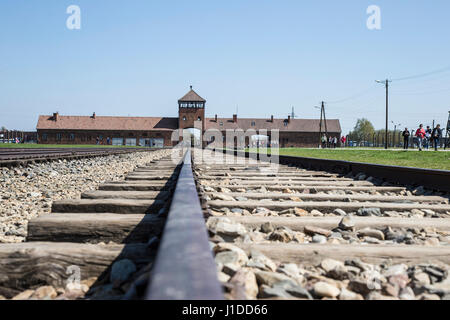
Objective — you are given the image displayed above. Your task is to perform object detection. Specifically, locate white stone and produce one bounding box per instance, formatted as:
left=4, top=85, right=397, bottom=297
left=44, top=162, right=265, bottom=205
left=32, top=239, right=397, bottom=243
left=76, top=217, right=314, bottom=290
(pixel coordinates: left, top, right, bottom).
left=314, top=281, right=340, bottom=298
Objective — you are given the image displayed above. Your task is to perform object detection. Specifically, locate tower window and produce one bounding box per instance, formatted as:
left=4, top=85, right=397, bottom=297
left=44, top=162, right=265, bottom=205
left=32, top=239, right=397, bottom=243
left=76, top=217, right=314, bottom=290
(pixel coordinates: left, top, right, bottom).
left=197, top=117, right=201, bottom=121
left=183, top=116, right=187, bottom=121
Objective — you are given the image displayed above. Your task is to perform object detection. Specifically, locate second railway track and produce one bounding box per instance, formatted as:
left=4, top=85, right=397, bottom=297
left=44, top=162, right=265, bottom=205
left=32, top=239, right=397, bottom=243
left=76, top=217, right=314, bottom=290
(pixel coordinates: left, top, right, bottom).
left=0, top=147, right=158, bottom=166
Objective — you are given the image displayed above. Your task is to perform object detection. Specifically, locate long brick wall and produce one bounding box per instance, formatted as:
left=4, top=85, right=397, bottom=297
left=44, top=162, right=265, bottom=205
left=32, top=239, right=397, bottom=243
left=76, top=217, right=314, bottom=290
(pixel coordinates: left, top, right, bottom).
left=37, top=130, right=174, bottom=147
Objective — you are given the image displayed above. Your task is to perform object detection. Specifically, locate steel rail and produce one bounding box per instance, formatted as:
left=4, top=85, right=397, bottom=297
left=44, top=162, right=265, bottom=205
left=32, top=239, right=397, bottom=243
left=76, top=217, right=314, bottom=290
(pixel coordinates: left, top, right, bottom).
left=146, top=148, right=224, bottom=300
left=0, top=148, right=166, bottom=167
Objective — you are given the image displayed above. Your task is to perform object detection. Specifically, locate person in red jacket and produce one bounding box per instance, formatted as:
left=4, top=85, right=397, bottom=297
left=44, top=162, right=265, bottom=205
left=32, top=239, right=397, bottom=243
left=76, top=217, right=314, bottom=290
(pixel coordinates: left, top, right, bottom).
left=415, top=124, right=426, bottom=151
left=340, top=136, right=346, bottom=147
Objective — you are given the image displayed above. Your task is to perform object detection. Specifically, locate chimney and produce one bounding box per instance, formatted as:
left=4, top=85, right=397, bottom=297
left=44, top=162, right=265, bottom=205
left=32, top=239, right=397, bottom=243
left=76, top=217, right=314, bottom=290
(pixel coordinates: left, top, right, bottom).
left=271, top=115, right=274, bottom=122
left=92, top=112, right=96, bottom=119
left=215, top=114, right=218, bottom=122
left=233, top=114, right=237, bottom=123
left=288, top=115, right=291, bottom=123
left=53, top=112, right=59, bottom=121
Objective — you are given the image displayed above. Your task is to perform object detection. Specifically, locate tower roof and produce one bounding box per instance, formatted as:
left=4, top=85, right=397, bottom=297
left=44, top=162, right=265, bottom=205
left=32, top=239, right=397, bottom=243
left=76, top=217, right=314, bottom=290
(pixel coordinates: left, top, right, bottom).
left=178, top=86, right=206, bottom=103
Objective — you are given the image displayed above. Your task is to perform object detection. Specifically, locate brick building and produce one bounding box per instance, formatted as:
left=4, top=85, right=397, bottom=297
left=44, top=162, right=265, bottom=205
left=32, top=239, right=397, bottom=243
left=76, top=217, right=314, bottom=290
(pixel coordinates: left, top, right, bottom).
left=36, top=87, right=341, bottom=147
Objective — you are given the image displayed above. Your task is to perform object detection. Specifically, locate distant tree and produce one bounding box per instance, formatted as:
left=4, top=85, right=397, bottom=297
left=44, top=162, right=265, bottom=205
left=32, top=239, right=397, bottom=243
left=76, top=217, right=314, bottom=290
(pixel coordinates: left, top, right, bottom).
left=348, top=118, right=375, bottom=141
left=1, top=126, right=6, bottom=131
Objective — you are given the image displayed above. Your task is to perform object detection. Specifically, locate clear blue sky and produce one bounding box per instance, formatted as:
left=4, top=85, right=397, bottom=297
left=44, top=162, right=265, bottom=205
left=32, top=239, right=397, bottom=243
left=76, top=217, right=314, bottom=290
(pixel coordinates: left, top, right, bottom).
left=1, top=0, right=449, bottom=134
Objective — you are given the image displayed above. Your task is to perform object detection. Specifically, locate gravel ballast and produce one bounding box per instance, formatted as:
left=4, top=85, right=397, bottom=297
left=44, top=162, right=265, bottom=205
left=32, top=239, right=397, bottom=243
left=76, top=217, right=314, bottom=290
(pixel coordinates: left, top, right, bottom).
left=0, top=149, right=172, bottom=243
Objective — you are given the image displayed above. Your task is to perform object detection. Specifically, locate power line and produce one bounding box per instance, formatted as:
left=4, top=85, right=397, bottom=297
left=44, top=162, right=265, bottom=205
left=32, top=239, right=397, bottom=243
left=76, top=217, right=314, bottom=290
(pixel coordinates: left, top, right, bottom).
left=391, top=87, right=450, bottom=96
left=326, top=85, right=378, bottom=104
left=393, top=71, right=450, bottom=87
left=391, top=65, right=450, bottom=82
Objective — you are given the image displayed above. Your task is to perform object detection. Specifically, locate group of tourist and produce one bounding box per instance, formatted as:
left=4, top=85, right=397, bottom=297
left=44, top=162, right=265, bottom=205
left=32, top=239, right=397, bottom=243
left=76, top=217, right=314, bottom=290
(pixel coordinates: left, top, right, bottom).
left=95, top=136, right=111, bottom=145
left=321, top=134, right=342, bottom=148
left=402, top=124, right=443, bottom=151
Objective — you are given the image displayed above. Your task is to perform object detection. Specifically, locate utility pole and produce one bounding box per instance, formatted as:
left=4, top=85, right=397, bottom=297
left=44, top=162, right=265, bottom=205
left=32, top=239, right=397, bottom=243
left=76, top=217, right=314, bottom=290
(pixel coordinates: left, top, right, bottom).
left=385, top=80, right=389, bottom=150
left=445, top=111, right=450, bottom=150
left=391, top=121, right=401, bottom=148
left=318, top=106, right=323, bottom=148
left=317, top=102, right=328, bottom=148
left=322, top=101, right=328, bottom=136
left=376, top=79, right=392, bottom=149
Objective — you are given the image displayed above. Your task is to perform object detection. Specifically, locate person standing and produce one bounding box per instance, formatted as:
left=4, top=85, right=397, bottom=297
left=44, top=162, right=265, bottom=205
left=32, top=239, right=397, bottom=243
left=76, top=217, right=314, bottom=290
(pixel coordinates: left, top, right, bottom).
left=321, top=134, right=327, bottom=149
left=432, top=124, right=442, bottom=151
left=415, top=124, right=426, bottom=151
left=402, top=128, right=410, bottom=150
left=424, top=126, right=432, bottom=150
left=340, top=136, right=346, bottom=147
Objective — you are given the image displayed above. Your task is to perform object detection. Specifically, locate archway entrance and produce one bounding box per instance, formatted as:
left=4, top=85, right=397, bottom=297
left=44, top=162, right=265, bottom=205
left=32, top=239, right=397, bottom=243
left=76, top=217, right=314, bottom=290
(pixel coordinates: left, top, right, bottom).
left=250, top=135, right=269, bottom=148
left=182, top=128, right=202, bottom=147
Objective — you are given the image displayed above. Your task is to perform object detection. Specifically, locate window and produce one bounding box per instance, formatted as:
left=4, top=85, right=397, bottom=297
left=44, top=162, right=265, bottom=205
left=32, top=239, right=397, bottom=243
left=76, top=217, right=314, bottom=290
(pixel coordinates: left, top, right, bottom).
left=183, top=116, right=187, bottom=121
left=251, top=122, right=256, bottom=126
left=219, top=121, right=223, bottom=126
left=125, top=138, right=136, bottom=146
left=69, top=133, right=75, bottom=141
left=197, top=117, right=201, bottom=121
left=150, top=138, right=164, bottom=148
left=56, top=133, right=62, bottom=141
left=284, top=121, right=288, bottom=127
left=112, top=138, right=123, bottom=146
left=42, top=133, right=48, bottom=141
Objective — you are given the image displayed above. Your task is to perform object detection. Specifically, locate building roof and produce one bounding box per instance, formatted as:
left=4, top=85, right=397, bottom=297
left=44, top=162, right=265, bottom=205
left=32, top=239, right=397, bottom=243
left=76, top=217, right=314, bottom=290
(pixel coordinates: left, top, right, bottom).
left=36, top=114, right=341, bottom=134
left=36, top=115, right=178, bottom=131
left=178, top=87, right=206, bottom=103
left=205, top=117, right=341, bottom=133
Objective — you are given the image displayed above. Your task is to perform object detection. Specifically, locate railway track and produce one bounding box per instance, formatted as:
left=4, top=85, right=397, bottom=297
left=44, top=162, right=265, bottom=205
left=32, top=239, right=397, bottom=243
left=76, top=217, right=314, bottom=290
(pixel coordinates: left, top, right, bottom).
left=194, top=150, right=450, bottom=300
left=0, top=147, right=158, bottom=166
left=1, top=147, right=450, bottom=300
left=0, top=151, right=184, bottom=300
